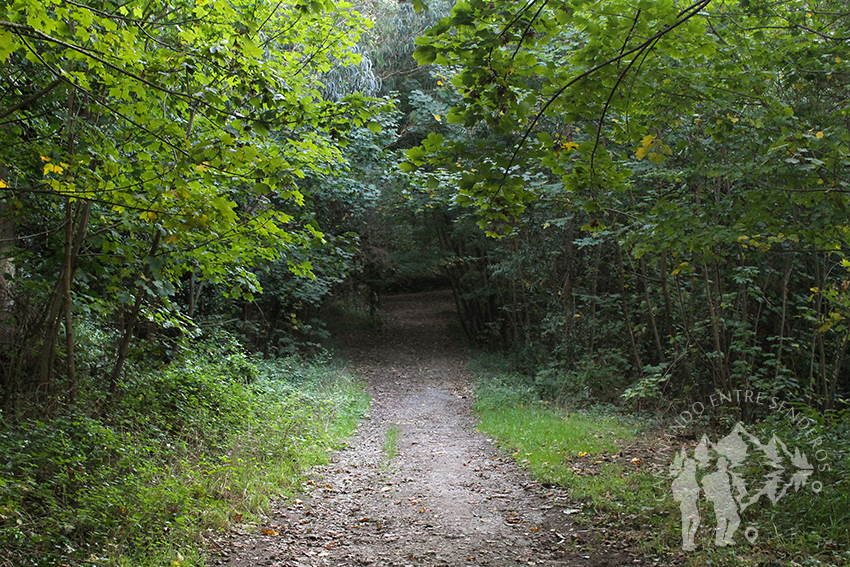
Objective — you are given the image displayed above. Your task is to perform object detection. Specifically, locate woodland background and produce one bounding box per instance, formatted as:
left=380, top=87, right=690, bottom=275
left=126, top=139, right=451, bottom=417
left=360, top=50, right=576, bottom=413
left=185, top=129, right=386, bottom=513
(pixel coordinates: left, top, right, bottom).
left=0, top=0, right=848, bottom=564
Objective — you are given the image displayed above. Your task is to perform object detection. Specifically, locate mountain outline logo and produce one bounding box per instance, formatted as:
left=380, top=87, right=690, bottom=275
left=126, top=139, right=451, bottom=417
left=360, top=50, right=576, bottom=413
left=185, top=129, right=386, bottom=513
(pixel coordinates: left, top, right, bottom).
left=669, top=422, right=815, bottom=550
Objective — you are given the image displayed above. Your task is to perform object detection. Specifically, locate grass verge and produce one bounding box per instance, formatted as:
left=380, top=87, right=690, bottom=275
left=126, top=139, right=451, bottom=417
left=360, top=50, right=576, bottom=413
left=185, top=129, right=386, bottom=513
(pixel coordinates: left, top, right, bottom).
left=0, top=344, right=368, bottom=567
left=469, top=354, right=850, bottom=566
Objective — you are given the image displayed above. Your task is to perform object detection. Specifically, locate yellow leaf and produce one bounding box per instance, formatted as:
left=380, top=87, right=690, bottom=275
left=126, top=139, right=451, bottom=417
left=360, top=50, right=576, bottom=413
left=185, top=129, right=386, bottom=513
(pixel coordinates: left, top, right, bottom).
left=437, top=81, right=444, bottom=86
left=261, top=528, right=279, bottom=535
left=726, top=113, right=739, bottom=123
left=635, top=146, right=650, bottom=159
left=433, top=114, right=441, bottom=122
left=640, top=134, right=655, bottom=147
left=166, top=233, right=180, bottom=244
left=40, top=155, right=51, bottom=162
left=816, top=131, right=824, bottom=139
left=648, top=152, right=665, bottom=164
left=0, top=180, right=7, bottom=188
left=562, top=141, right=579, bottom=151
left=837, top=57, right=842, bottom=63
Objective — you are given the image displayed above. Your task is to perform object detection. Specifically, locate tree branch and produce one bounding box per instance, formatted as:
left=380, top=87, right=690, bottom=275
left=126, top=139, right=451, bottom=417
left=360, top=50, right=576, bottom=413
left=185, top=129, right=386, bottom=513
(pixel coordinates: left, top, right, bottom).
left=0, top=78, right=63, bottom=121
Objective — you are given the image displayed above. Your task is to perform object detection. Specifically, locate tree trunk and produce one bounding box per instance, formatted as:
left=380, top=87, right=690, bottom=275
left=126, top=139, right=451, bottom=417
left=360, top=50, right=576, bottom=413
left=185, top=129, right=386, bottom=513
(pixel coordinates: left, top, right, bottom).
left=639, top=257, right=666, bottom=363
left=0, top=193, right=16, bottom=402
left=109, top=229, right=161, bottom=394
left=773, top=260, right=793, bottom=383
left=826, top=335, right=846, bottom=412
left=703, top=264, right=728, bottom=393
left=65, top=200, right=90, bottom=405
left=615, top=240, right=643, bottom=378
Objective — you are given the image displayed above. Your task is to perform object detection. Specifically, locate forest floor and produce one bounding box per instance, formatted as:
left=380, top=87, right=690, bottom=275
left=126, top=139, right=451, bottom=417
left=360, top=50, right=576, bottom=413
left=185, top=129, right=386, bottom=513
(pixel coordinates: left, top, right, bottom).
left=215, top=291, right=649, bottom=567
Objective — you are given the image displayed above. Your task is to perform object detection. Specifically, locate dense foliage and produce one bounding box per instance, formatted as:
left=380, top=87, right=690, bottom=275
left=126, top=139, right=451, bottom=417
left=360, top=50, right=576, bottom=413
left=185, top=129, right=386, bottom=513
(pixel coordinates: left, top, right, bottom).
left=2, top=0, right=849, bottom=563
left=0, top=339, right=367, bottom=566
left=0, top=0, right=388, bottom=407
left=401, top=0, right=850, bottom=414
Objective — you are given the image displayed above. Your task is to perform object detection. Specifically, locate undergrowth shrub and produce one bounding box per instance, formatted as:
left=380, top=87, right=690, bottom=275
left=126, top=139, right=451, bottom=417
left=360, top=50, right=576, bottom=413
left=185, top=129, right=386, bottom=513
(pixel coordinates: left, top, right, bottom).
left=0, top=343, right=367, bottom=567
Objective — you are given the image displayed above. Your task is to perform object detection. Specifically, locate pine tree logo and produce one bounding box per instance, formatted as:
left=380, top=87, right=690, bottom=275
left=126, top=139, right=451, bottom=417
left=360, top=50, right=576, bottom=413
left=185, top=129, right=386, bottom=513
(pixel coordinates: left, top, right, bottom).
left=669, top=423, right=815, bottom=550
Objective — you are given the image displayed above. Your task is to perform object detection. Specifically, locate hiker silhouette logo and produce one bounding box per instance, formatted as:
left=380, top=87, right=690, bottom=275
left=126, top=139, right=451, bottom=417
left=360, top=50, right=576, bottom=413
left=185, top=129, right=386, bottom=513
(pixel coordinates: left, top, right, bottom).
left=669, top=423, right=815, bottom=551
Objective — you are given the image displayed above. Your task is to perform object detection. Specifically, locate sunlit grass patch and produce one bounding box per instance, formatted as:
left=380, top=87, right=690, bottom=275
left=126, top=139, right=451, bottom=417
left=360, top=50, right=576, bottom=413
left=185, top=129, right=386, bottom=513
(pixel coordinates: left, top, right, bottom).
left=471, top=356, right=655, bottom=513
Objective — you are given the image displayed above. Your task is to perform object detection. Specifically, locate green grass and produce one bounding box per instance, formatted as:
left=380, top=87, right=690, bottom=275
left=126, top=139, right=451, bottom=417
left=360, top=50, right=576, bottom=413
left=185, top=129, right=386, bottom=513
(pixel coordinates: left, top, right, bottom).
left=476, top=403, right=636, bottom=479
left=469, top=354, right=850, bottom=566
left=383, top=424, right=402, bottom=462
left=0, top=345, right=369, bottom=567
left=471, top=355, right=658, bottom=517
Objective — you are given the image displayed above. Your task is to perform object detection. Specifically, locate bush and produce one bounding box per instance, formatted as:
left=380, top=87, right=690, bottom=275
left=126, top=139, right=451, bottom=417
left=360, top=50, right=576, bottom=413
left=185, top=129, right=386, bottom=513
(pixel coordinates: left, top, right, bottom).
left=0, top=344, right=367, bottom=567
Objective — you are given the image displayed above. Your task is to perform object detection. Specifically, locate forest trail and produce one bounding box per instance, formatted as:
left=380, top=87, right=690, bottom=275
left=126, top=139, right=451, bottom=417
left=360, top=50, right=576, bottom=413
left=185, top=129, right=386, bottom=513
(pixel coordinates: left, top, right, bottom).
left=219, top=291, right=640, bottom=567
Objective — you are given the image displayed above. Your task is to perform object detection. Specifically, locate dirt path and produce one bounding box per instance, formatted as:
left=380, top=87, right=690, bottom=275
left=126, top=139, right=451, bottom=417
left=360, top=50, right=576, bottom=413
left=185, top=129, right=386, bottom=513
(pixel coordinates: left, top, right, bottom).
left=218, top=291, right=639, bottom=567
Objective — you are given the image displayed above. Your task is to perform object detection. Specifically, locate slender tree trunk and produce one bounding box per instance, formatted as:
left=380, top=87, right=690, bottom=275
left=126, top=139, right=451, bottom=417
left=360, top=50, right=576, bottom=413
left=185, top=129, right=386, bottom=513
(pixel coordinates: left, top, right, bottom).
left=434, top=217, right=472, bottom=342
left=38, top=207, right=73, bottom=389
left=562, top=219, right=575, bottom=313
left=0, top=192, right=16, bottom=402
left=826, top=336, right=846, bottom=412
left=810, top=252, right=828, bottom=407
left=62, top=201, right=76, bottom=401
left=64, top=200, right=91, bottom=405
left=588, top=248, right=601, bottom=354
left=704, top=264, right=728, bottom=393
left=774, top=260, right=793, bottom=383
left=659, top=251, right=674, bottom=345
left=670, top=271, right=696, bottom=388
left=109, top=230, right=161, bottom=394
left=639, top=257, right=666, bottom=363
left=712, top=261, right=731, bottom=379
left=189, top=271, right=196, bottom=319
left=615, top=240, right=643, bottom=378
